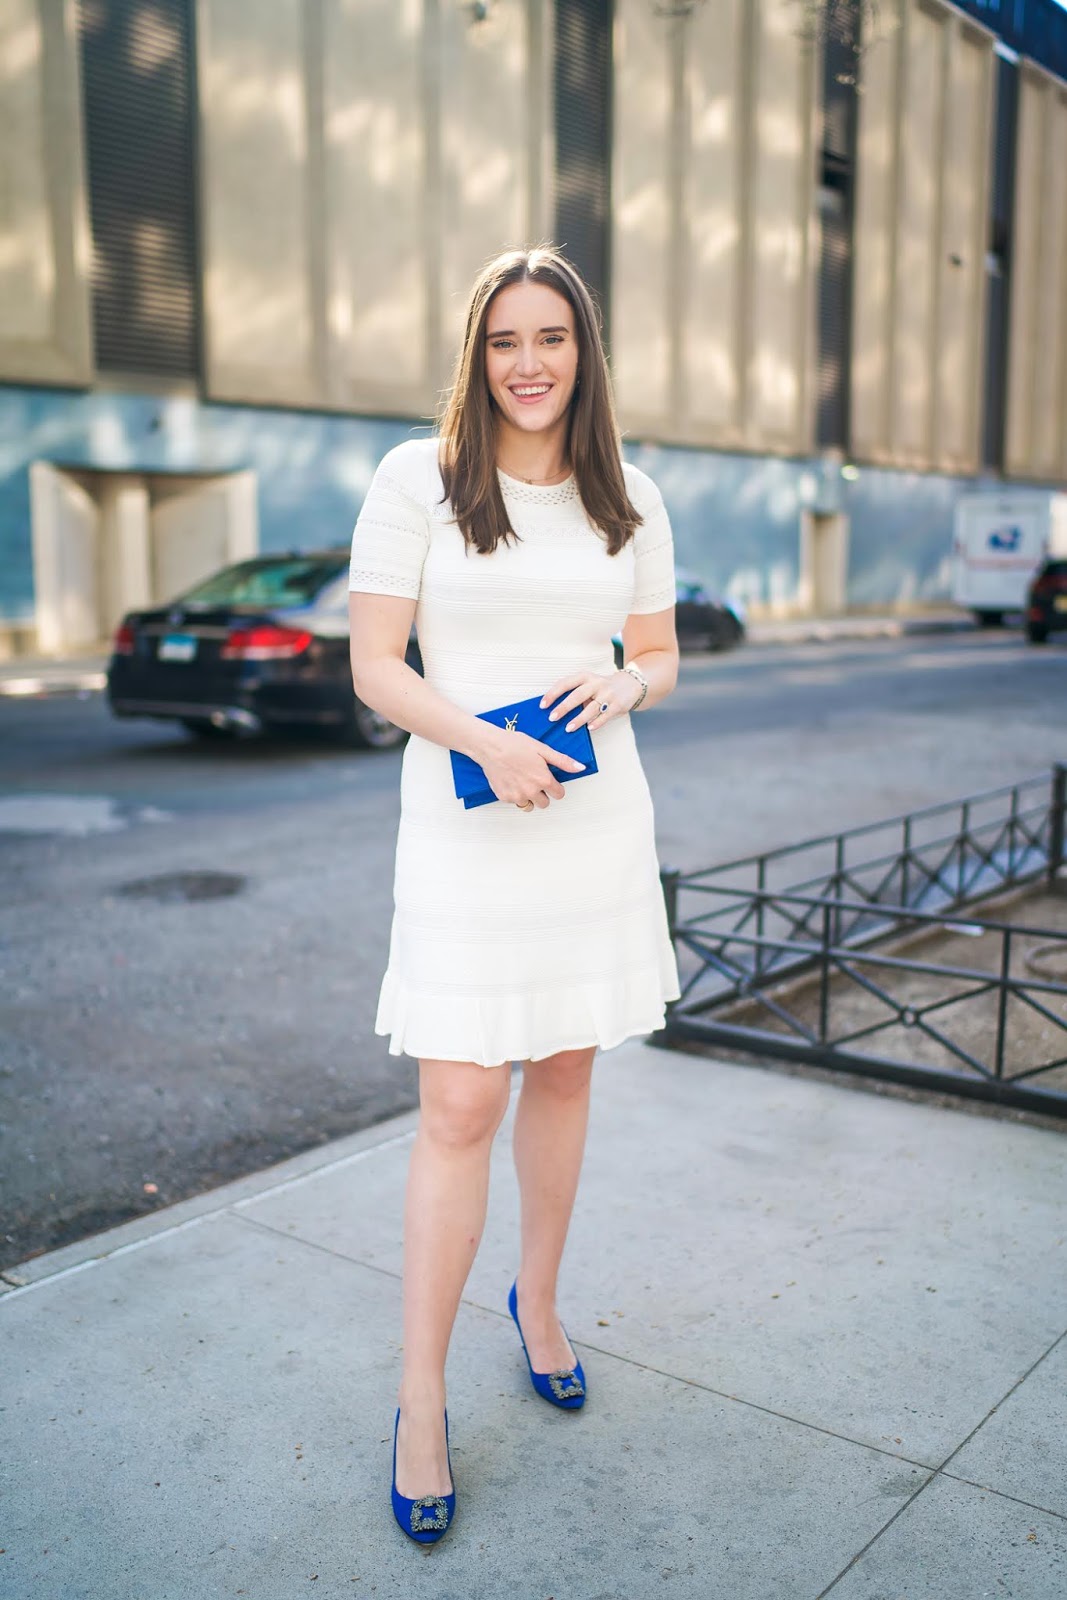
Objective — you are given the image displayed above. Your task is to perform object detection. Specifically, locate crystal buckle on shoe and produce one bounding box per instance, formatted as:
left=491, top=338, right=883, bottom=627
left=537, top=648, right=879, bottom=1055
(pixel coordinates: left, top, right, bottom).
left=548, top=1369, right=584, bottom=1401
left=409, top=1495, right=449, bottom=1533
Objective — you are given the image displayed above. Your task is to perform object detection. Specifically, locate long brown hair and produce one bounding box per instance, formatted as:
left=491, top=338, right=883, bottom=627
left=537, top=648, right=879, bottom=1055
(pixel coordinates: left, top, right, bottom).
left=438, top=246, right=641, bottom=556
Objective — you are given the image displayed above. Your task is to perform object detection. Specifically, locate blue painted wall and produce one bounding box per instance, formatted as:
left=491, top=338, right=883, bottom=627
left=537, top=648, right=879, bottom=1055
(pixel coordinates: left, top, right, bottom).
left=0, top=383, right=1043, bottom=627
left=624, top=440, right=991, bottom=611
left=0, top=387, right=419, bottom=625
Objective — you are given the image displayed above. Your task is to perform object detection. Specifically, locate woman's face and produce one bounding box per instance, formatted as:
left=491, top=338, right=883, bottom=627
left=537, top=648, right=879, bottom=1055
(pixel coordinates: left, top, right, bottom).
left=483, top=281, right=579, bottom=440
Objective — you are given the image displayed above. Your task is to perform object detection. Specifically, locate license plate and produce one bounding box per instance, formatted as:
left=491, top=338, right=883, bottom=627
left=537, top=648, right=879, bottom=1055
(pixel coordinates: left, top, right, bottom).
left=158, top=633, right=198, bottom=662
left=1055, top=596, right=1067, bottom=614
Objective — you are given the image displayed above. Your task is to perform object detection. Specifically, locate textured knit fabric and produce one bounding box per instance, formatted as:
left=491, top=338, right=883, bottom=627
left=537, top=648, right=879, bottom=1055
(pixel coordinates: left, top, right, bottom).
left=348, top=435, right=681, bottom=1066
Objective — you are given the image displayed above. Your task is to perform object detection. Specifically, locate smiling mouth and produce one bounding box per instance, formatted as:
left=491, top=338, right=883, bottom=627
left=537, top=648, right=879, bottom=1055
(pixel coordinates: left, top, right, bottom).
left=509, top=384, right=553, bottom=402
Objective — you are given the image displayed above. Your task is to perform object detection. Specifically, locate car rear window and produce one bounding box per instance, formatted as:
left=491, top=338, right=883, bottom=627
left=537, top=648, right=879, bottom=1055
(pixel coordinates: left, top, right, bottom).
left=1044, top=561, right=1067, bottom=577
left=179, top=556, right=346, bottom=606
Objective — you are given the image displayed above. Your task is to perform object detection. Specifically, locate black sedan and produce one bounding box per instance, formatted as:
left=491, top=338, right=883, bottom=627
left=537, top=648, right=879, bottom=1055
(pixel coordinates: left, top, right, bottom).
left=108, top=550, right=744, bottom=748
left=107, top=551, right=418, bottom=749
left=612, top=569, right=745, bottom=665
left=1025, top=558, right=1067, bottom=644
left=675, top=568, right=745, bottom=651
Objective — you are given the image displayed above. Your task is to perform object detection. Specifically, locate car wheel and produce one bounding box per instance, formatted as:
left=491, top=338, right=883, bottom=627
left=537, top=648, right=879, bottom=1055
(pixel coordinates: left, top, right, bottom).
left=344, top=699, right=409, bottom=750
left=180, top=717, right=236, bottom=739
left=1026, top=623, right=1049, bottom=645
left=708, top=619, right=742, bottom=652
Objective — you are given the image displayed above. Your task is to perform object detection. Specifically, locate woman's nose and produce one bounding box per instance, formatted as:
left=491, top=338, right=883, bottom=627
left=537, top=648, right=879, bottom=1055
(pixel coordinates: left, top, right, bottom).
left=514, top=344, right=543, bottom=376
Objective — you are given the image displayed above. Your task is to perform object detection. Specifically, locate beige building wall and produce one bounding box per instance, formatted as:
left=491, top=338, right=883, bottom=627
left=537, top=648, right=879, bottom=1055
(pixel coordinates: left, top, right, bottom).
left=0, top=0, right=92, bottom=386
left=611, top=0, right=818, bottom=455
left=1004, top=59, right=1067, bottom=482
left=197, top=0, right=554, bottom=415
left=850, top=0, right=995, bottom=472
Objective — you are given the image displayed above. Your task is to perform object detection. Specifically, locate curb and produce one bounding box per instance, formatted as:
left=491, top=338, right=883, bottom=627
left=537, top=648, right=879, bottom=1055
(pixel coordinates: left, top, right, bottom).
left=0, top=666, right=107, bottom=698
left=0, top=1103, right=423, bottom=1295
left=746, top=615, right=976, bottom=646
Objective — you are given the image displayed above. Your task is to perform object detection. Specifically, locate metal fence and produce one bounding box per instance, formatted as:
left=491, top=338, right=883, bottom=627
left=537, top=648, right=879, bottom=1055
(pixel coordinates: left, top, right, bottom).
left=660, top=767, right=1067, bottom=1118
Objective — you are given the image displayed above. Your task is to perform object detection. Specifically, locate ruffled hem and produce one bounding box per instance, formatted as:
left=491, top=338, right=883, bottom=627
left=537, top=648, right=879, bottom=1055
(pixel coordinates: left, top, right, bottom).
left=375, top=963, right=681, bottom=1068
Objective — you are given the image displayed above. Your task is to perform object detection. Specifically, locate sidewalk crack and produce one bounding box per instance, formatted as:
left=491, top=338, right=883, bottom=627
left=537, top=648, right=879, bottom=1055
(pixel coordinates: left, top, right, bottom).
left=814, top=1325, right=1067, bottom=1596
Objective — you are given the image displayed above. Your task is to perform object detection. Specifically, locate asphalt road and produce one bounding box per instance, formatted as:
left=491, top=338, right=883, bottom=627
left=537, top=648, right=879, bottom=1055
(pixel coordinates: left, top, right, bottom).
left=1, top=629, right=1063, bottom=1270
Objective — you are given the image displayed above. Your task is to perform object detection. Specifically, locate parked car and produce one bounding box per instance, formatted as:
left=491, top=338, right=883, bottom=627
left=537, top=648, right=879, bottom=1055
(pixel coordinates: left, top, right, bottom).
left=107, top=551, right=419, bottom=749
left=1025, top=557, right=1067, bottom=644
left=108, top=551, right=745, bottom=748
left=675, top=568, right=746, bottom=651
left=612, top=569, right=744, bottom=664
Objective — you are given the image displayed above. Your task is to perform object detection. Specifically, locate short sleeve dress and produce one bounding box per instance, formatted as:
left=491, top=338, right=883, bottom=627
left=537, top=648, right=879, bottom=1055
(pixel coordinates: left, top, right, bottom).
left=348, top=436, right=681, bottom=1067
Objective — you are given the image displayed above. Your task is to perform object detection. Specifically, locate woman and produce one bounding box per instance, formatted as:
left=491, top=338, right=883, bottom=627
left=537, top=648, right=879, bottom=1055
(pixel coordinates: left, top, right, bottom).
left=347, top=245, right=680, bottom=1543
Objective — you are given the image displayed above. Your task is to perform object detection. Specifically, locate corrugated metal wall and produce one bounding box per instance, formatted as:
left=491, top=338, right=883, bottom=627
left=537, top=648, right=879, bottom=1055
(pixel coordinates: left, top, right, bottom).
left=1004, top=57, right=1067, bottom=481
left=981, top=51, right=1018, bottom=469
left=815, top=2, right=859, bottom=450
left=77, top=0, right=200, bottom=378
left=850, top=0, right=995, bottom=473
left=553, top=0, right=612, bottom=338
left=611, top=0, right=818, bottom=456
left=0, top=0, right=92, bottom=387
left=195, top=0, right=553, bottom=415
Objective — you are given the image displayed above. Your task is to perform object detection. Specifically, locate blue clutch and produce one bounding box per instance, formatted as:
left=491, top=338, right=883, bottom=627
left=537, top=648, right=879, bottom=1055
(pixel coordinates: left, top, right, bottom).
left=449, top=692, right=599, bottom=809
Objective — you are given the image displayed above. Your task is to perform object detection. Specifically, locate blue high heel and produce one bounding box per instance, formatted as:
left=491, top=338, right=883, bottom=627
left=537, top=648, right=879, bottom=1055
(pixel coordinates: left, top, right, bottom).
left=507, top=1278, right=586, bottom=1408
left=390, top=1406, right=456, bottom=1543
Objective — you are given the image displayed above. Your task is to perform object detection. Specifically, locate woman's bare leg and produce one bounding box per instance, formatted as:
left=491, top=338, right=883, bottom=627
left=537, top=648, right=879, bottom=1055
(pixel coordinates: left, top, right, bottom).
left=511, top=1045, right=596, bottom=1373
left=393, top=1056, right=512, bottom=1498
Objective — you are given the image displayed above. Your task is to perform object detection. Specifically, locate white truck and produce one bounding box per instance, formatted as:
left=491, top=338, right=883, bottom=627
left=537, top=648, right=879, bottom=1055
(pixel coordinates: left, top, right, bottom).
left=951, top=492, right=1067, bottom=624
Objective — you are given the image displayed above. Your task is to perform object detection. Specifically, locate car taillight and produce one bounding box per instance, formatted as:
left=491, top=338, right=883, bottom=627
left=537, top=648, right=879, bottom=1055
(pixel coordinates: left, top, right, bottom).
left=112, top=622, right=135, bottom=655
left=220, top=624, right=313, bottom=660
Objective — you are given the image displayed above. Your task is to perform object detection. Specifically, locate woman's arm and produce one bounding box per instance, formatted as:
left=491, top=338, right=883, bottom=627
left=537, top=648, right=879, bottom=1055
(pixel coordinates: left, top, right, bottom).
left=349, top=591, right=496, bottom=762
left=537, top=605, right=679, bottom=732
left=620, top=605, right=679, bottom=710
left=348, top=592, right=586, bottom=804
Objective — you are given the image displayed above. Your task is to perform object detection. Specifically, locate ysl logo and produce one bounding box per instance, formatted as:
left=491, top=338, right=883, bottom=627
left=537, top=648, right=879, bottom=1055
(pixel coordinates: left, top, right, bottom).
left=504, top=714, right=519, bottom=732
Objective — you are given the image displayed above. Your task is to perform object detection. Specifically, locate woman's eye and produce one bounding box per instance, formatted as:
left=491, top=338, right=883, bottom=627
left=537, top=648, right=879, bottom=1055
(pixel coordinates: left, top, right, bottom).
left=544, top=334, right=564, bottom=345
left=491, top=339, right=514, bottom=350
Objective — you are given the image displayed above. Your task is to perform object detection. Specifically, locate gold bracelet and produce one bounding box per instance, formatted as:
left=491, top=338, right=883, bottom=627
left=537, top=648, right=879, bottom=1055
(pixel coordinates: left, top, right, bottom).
left=622, top=660, right=649, bottom=709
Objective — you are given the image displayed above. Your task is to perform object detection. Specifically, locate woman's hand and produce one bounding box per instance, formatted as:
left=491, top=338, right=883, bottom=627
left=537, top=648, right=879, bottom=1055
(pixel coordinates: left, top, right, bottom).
left=539, top=669, right=642, bottom=734
left=478, top=728, right=587, bottom=810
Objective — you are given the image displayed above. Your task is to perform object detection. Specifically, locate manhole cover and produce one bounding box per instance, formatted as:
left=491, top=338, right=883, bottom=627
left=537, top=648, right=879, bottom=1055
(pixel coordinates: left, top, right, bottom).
left=116, top=871, right=246, bottom=904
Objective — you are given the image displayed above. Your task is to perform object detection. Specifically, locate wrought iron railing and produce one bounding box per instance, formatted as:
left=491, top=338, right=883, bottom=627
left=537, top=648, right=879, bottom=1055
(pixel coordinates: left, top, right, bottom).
left=659, top=768, right=1067, bottom=1118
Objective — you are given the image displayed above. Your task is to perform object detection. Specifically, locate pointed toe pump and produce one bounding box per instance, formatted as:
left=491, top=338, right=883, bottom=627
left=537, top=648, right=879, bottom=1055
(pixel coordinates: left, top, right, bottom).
left=390, top=1406, right=456, bottom=1544
left=508, top=1278, right=586, bottom=1409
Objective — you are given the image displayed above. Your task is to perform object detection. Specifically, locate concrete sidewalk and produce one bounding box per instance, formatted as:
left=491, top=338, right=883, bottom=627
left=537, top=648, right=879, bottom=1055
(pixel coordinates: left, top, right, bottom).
left=744, top=608, right=975, bottom=646
left=0, top=649, right=107, bottom=697
left=2, top=1041, right=1064, bottom=1599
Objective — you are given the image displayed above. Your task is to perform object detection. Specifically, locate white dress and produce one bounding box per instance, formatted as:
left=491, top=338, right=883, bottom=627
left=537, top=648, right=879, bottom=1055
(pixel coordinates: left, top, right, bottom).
left=348, top=436, right=681, bottom=1067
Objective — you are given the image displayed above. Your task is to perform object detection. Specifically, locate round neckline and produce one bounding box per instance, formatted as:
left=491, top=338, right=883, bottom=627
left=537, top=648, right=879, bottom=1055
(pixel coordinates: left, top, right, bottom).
left=497, top=465, right=575, bottom=491
left=499, top=464, right=579, bottom=492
